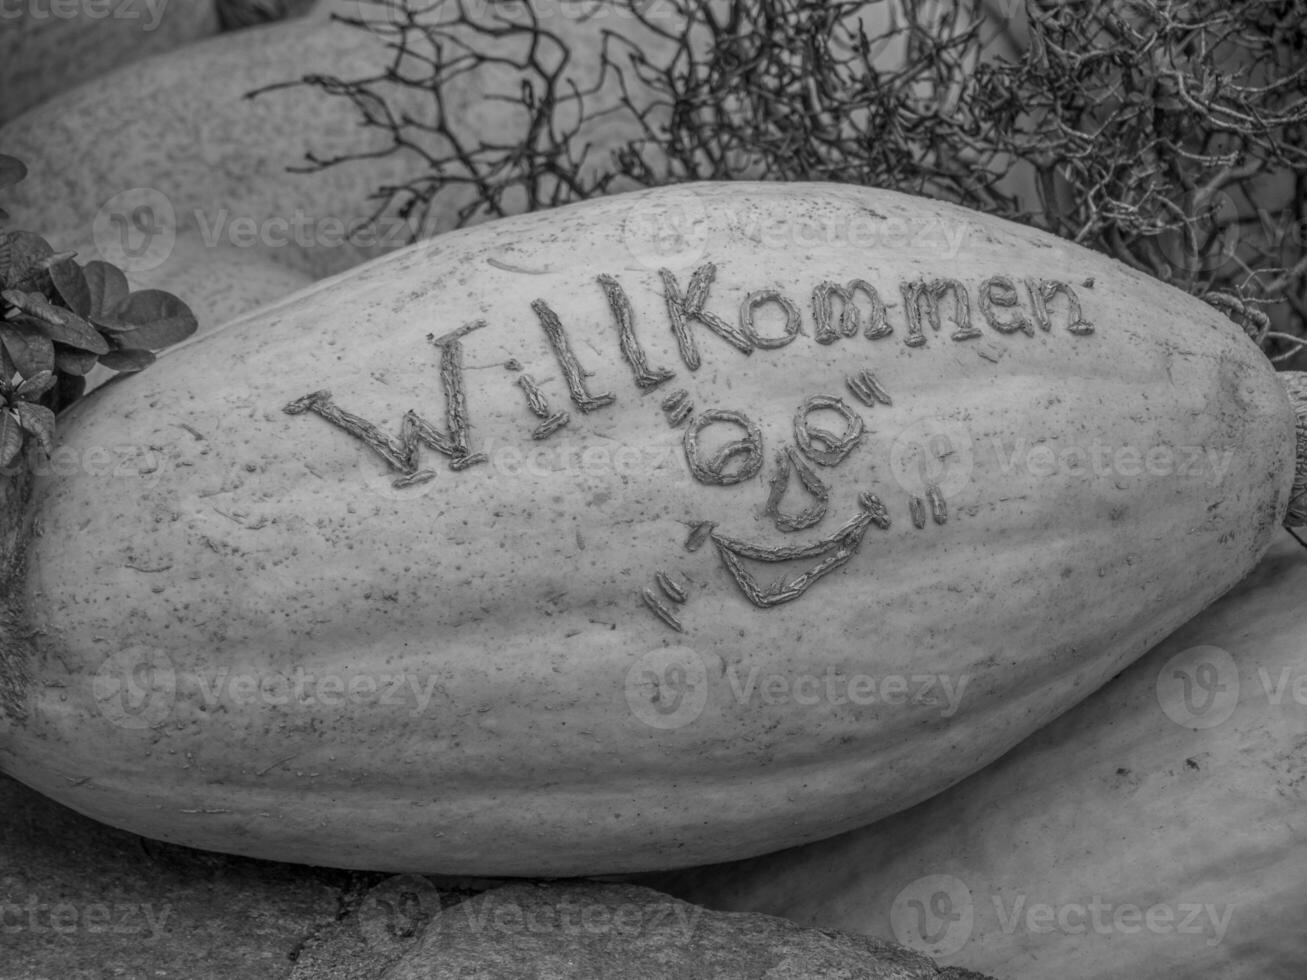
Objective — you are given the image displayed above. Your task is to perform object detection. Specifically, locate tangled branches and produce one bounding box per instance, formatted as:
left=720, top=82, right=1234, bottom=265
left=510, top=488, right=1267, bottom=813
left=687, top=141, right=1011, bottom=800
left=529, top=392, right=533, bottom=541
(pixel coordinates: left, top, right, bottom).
left=252, top=1, right=1022, bottom=229
left=257, top=0, right=1307, bottom=364
left=975, top=0, right=1307, bottom=361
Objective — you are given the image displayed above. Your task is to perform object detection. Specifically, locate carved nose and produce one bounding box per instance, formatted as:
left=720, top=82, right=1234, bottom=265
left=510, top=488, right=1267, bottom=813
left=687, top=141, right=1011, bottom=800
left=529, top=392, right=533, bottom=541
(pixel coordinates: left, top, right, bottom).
left=764, top=445, right=830, bottom=532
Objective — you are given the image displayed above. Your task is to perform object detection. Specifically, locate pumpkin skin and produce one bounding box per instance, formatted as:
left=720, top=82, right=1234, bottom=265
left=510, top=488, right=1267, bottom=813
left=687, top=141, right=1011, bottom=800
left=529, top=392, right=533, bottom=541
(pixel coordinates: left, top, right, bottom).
left=57, top=231, right=316, bottom=369
left=0, top=12, right=428, bottom=281
left=0, top=182, right=1296, bottom=876
left=0, top=3, right=678, bottom=280
left=648, top=531, right=1307, bottom=978
left=0, top=2, right=995, bottom=287
left=110, top=231, right=316, bottom=330
left=60, top=232, right=317, bottom=392
left=0, top=0, right=219, bottom=126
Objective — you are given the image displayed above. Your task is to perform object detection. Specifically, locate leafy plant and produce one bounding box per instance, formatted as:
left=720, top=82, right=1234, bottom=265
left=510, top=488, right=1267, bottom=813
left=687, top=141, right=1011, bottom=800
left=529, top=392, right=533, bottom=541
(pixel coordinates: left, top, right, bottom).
left=0, top=153, right=198, bottom=469
left=256, top=0, right=1307, bottom=364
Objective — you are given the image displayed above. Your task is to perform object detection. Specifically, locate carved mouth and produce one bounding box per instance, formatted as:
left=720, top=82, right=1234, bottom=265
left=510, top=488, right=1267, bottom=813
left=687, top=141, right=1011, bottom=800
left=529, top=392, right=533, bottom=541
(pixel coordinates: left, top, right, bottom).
left=709, top=492, right=890, bottom=608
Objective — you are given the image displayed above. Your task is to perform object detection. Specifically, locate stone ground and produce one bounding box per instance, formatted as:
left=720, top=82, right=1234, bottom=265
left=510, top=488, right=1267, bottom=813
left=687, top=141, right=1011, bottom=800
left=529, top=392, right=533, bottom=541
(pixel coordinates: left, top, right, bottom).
left=0, top=771, right=363, bottom=980
left=0, top=773, right=995, bottom=979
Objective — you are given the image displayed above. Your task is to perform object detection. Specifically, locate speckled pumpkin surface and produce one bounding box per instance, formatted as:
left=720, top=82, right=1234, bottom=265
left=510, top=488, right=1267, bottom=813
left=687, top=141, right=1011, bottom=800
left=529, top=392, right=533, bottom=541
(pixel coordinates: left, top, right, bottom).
left=647, top=530, right=1307, bottom=979
left=0, top=0, right=219, bottom=126
left=0, top=182, right=1296, bottom=876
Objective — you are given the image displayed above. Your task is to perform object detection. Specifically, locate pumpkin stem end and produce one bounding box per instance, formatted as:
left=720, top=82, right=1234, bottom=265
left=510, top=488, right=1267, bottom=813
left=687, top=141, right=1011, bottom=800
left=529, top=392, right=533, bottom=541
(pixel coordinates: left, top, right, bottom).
left=0, top=456, right=36, bottom=725
left=1278, top=371, right=1307, bottom=528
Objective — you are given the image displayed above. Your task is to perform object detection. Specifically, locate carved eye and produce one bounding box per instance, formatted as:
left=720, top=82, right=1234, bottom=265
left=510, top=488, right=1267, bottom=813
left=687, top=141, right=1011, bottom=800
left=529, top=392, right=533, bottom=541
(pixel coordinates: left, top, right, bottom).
left=682, top=409, right=764, bottom=486
left=793, top=394, right=865, bottom=467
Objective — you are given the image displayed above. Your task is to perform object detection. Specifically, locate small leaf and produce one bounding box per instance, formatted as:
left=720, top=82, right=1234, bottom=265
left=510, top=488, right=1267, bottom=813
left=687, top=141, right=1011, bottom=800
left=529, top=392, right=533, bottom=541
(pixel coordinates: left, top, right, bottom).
left=14, top=369, right=55, bottom=401
left=0, top=230, right=54, bottom=290
left=83, top=260, right=130, bottom=318
left=0, top=322, right=55, bottom=377
left=89, top=314, right=142, bottom=335
left=13, top=401, right=55, bottom=454
left=101, top=290, right=197, bottom=350
left=8, top=293, right=108, bottom=354
left=0, top=340, right=14, bottom=389
left=0, top=288, right=46, bottom=315
left=53, top=345, right=100, bottom=376
left=0, top=410, right=22, bottom=469
left=0, top=155, right=26, bottom=191
left=49, top=258, right=92, bottom=318
left=99, top=348, right=156, bottom=373
left=34, top=309, right=109, bottom=354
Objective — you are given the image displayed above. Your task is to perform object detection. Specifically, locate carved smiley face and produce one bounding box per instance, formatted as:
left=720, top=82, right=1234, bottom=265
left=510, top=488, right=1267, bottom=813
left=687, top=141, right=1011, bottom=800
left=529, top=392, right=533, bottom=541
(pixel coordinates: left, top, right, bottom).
left=285, top=254, right=1090, bottom=631
left=670, top=388, right=897, bottom=612
left=633, top=265, right=1086, bottom=624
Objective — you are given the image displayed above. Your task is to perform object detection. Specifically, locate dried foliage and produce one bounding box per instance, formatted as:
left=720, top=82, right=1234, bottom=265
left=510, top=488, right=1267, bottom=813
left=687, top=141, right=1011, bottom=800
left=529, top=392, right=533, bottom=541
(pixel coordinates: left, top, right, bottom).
left=0, top=154, right=198, bottom=461
left=259, top=0, right=1307, bottom=364
left=976, top=1, right=1307, bottom=360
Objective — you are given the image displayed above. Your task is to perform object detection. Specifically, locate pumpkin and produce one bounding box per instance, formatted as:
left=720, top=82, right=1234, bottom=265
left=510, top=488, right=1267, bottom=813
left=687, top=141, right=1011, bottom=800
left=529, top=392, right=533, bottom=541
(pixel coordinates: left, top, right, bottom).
left=0, top=0, right=219, bottom=126
left=0, top=182, right=1302, bottom=876
left=0, top=10, right=424, bottom=282
left=646, top=532, right=1307, bottom=978
left=106, top=230, right=315, bottom=332
left=0, top=2, right=678, bottom=282
left=0, top=2, right=1001, bottom=296
left=68, top=230, right=316, bottom=391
